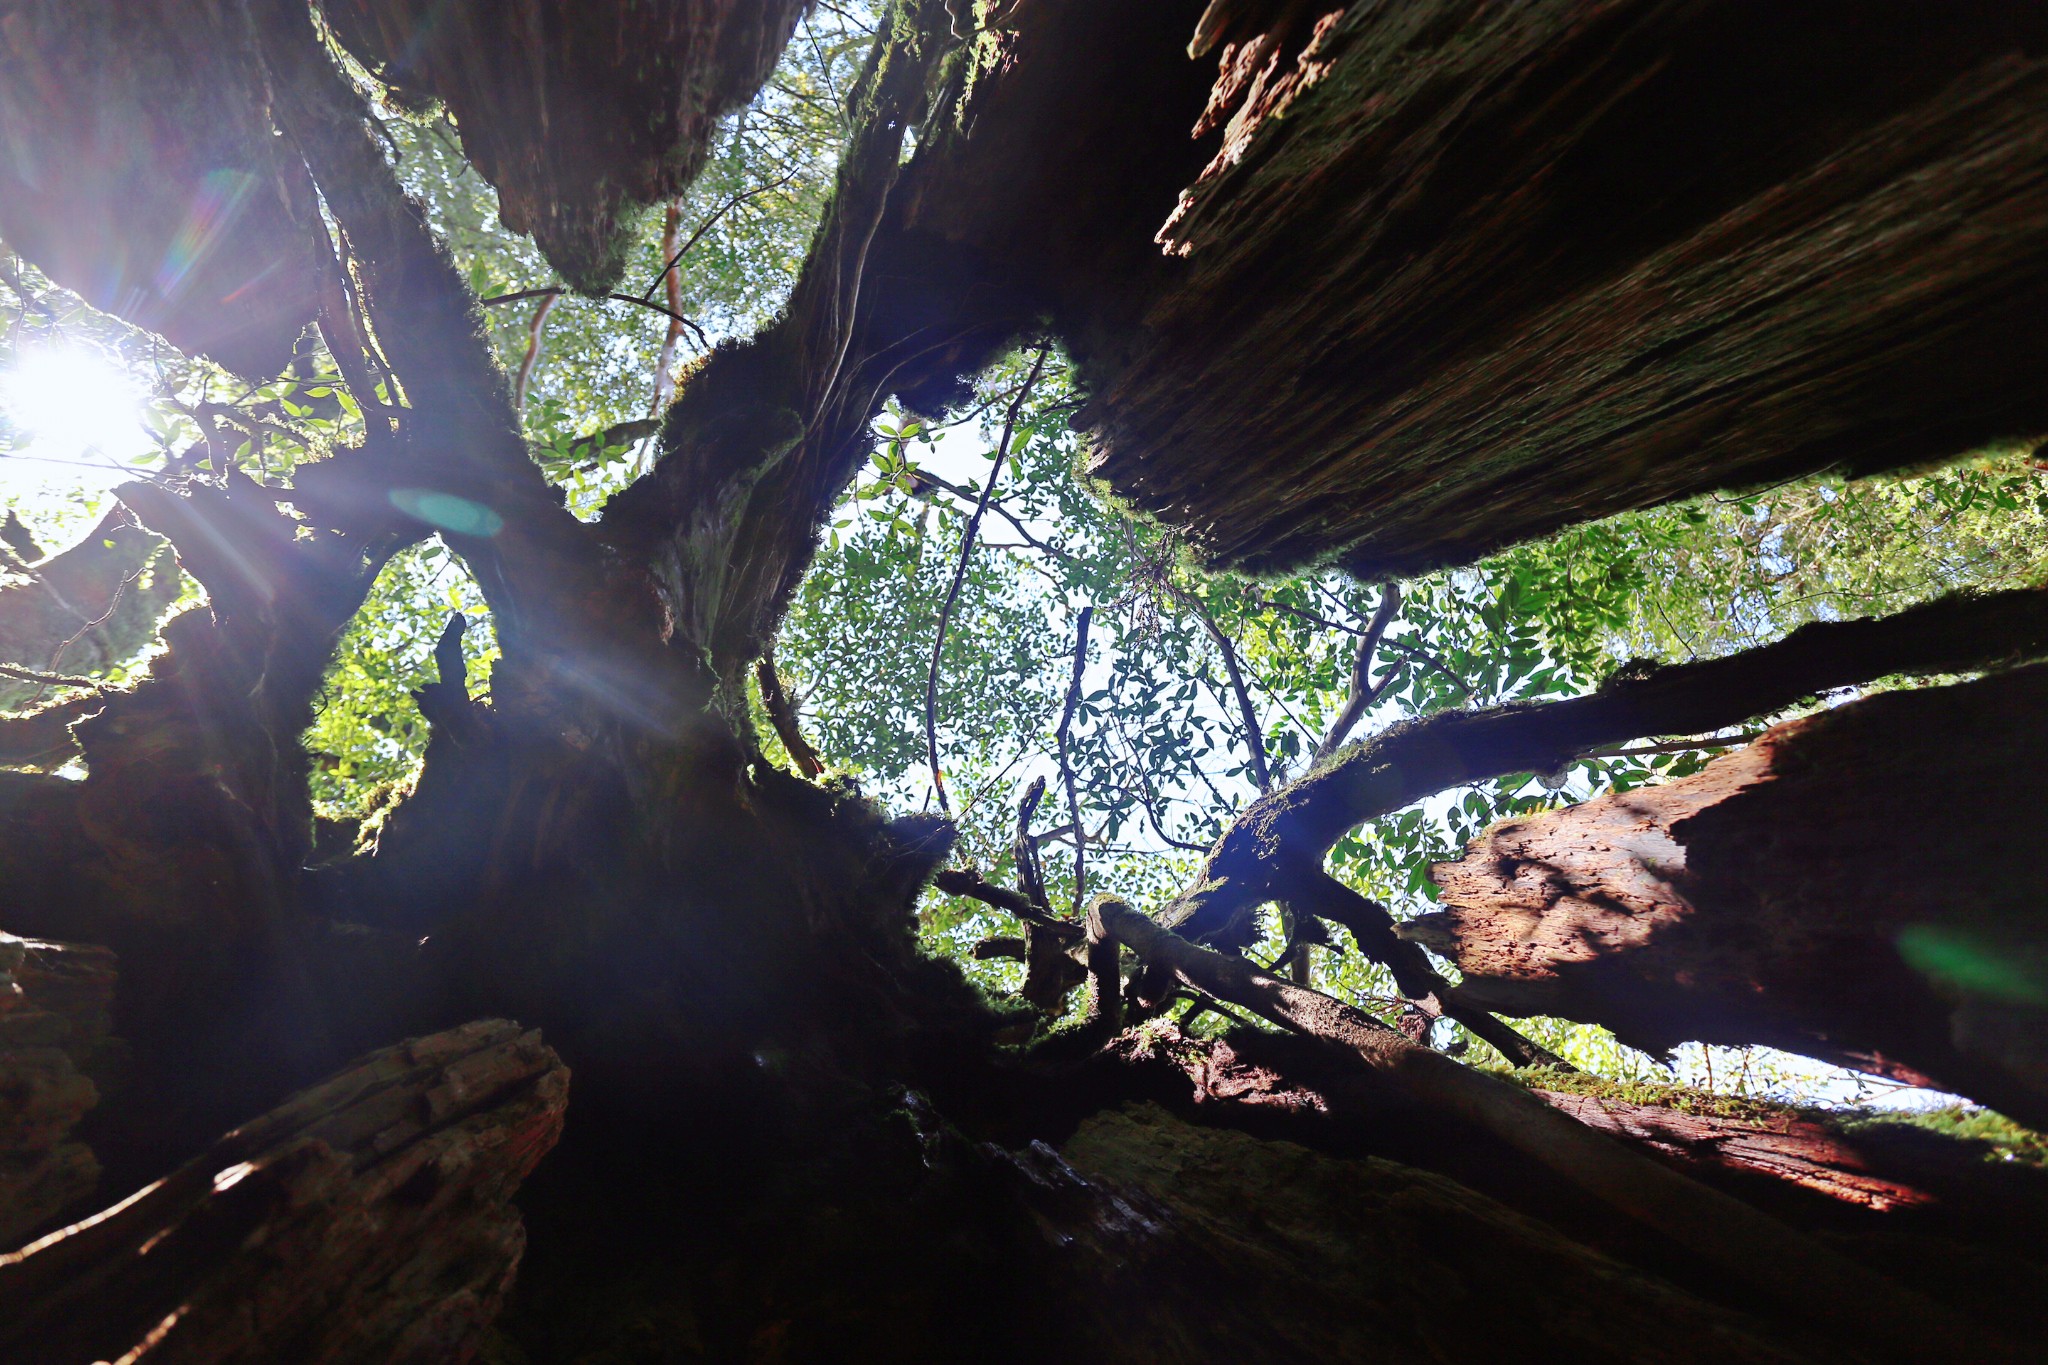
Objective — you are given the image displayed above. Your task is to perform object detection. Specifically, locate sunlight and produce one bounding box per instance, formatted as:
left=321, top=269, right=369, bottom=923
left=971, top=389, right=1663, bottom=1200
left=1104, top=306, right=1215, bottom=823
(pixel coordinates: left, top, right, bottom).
left=0, top=343, right=153, bottom=492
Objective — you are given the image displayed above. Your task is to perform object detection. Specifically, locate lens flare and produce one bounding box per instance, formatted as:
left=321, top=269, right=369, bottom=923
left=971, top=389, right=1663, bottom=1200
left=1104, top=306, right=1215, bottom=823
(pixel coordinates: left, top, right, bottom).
left=0, top=343, right=151, bottom=489
left=388, top=487, right=506, bottom=538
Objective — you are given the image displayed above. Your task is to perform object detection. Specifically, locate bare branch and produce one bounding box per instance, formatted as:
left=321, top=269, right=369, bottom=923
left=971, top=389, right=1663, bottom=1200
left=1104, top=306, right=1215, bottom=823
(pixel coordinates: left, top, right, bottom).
left=638, top=168, right=805, bottom=301
left=513, top=293, right=557, bottom=412
left=1312, top=581, right=1400, bottom=763
left=480, top=288, right=710, bottom=352
left=925, top=345, right=1048, bottom=813
left=0, top=662, right=102, bottom=691
left=1380, top=637, right=1474, bottom=701
left=1054, top=606, right=1093, bottom=915
left=1163, top=582, right=2048, bottom=947
left=755, top=647, right=824, bottom=778
left=1012, top=775, right=1051, bottom=911
left=932, top=866, right=1083, bottom=938
left=1173, top=585, right=1270, bottom=792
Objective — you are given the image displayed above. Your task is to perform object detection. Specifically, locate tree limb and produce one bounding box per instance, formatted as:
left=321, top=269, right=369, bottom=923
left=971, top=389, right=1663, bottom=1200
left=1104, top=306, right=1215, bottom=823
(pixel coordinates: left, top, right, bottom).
left=1054, top=605, right=1093, bottom=915
left=513, top=292, right=556, bottom=412
left=1090, top=898, right=2014, bottom=1365
left=1312, top=581, right=1399, bottom=763
left=755, top=646, right=824, bottom=778
left=1173, top=585, right=1270, bottom=792
left=932, top=866, right=1082, bottom=938
left=1166, top=583, right=2048, bottom=945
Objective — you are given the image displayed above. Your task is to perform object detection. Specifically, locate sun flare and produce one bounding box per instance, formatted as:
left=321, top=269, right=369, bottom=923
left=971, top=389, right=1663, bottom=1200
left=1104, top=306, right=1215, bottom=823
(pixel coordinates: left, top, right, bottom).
left=0, top=343, right=152, bottom=490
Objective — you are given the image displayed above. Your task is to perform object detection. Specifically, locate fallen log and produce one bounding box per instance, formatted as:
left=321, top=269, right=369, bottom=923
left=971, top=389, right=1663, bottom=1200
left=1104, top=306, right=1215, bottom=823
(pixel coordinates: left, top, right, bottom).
left=0, top=1018, right=567, bottom=1365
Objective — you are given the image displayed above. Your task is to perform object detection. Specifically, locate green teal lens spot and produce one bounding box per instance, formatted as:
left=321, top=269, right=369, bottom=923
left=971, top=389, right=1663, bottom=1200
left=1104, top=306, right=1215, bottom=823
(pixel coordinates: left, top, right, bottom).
left=389, top=488, right=504, bottom=537
left=1895, top=924, right=2048, bottom=1005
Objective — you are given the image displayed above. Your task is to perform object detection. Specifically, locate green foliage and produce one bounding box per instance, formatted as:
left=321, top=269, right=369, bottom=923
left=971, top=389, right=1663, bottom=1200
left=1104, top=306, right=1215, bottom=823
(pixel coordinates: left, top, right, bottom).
left=5, top=0, right=2046, bottom=1115
left=1836, top=1105, right=2048, bottom=1166
left=302, top=543, right=498, bottom=810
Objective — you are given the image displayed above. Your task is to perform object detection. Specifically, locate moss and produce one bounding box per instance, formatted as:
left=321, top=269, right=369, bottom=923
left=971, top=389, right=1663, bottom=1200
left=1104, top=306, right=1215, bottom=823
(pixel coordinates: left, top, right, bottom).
left=1483, top=1065, right=1804, bottom=1125
left=1490, top=1065, right=2048, bottom=1167
left=1833, top=1105, right=2048, bottom=1167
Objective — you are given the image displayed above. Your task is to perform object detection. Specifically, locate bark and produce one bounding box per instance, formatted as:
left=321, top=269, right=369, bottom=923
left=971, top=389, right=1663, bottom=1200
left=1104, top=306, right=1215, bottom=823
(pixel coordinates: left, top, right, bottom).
left=316, top=0, right=807, bottom=292
left=0, top=934, right=117, bottom=1246
left=0, top=1019, right=567, bottom=1365
left=1081, top=2, right=2048, bottom=577
left=1414, top=664, right=2048, bottom=1128
left=1032, top=1104, right=1817, bottom=1365
left=1164, top=581, right=2048, bottom=949
left=4, top=4, right=2048, bottom=1359
left=1089, top=898, right=2015, bottom=1364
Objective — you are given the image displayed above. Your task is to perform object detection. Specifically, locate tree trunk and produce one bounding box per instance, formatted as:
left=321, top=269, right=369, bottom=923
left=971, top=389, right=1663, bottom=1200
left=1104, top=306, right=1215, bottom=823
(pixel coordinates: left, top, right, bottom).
left=0, top=934, right=116, bottom=1247
left=1415, top=665, right=2048, bottom=1127
left=5, top=2, right=2048, bottom=1360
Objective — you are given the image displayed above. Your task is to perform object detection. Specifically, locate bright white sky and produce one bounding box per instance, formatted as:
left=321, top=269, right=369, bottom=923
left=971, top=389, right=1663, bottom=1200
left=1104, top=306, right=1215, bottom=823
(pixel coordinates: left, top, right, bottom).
left=0, top=341, right=154, bottom=495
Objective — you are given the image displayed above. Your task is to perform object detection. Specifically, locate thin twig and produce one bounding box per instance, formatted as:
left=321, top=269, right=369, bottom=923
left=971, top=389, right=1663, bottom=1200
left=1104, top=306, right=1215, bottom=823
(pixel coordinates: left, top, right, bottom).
left=639, top=169, right=804, bottom=301
left=1055, top=606, right=1094, bottom=916
left=513, top=293, right=556, bottom=413
left=1174, top=584, right=1271, bottom=792
left=925, top=345, right=1049, bottom=814
left=1381, top=637, right=1473, bottom=700
left=0, top=661, right=102, bottom=691
left=1581, top=733, right=1762, bottom=758
left=480, top=288, right=710, bottom=351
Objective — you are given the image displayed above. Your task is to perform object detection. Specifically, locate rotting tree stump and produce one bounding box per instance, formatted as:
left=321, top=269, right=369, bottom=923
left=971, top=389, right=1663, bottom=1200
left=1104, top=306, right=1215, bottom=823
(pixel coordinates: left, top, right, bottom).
left=899, top=1, right=2048, bottom=577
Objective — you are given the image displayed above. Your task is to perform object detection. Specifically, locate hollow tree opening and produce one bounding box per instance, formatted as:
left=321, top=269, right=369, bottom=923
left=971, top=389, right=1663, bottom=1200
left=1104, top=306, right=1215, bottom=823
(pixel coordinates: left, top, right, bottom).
left=2, top=3, right=2048, bottom=1362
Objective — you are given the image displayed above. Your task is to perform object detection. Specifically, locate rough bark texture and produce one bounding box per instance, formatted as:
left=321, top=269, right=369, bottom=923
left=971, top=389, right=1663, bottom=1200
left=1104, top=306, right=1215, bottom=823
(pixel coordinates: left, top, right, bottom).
left=0, top=1019, right=567, bottom=1365
left=1415, top=665, right=2048, bottom=1128
left=0, top=934, right=117, bottom=1247
left=5, top=3, right=2048, bottom=1360
left=1070, top=1, right=2048, bottom=576
left=1037, top=1103, right=1813, bottom=1365
left=317, top=0, right=807, bottom=292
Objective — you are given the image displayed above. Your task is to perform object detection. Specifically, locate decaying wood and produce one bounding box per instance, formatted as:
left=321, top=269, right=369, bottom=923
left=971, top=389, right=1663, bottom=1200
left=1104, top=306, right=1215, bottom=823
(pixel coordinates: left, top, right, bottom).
left=1165, top=581, right=2048, bottom=949
left=4, top=2, right=2047, bottom=1358
left=1090, top=898, right=2016, bottom=1364
left=1415, top=664, right=2048, bottom=1128
left=1084, top=2, right=2048, bottom=576
left=1020, top=1103, right=1817, bottom=1365
left=1529, top=1089, right=1933, bottom=1214
left=0, top=1019, right=567, bottom=1365
left=316, top=0, right=807, bottom=292
left=0, top=934, right=117, bottom=1246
